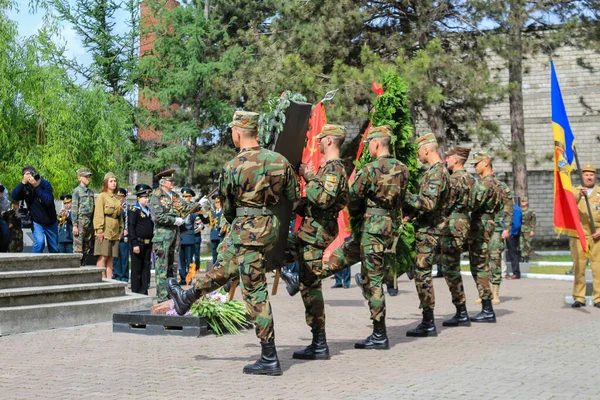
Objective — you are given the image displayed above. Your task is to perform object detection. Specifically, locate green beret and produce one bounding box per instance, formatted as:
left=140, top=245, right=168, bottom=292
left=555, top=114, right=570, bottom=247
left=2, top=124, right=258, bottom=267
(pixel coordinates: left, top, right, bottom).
left=315, top=124, right=346, bottom=139
left=415, top=133, right=437, bottom=149
left=364, top=125, right=392, bottom=142
left=229, top=111, right=259, bottom=130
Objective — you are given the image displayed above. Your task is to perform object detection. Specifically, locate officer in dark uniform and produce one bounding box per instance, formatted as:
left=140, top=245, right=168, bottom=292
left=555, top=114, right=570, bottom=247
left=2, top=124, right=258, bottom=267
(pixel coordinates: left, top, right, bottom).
left=58, top=194, right=74, bottom=253
left=179, top=187, right=199, bottom=284
left=128, top=184, right=154, bottom=294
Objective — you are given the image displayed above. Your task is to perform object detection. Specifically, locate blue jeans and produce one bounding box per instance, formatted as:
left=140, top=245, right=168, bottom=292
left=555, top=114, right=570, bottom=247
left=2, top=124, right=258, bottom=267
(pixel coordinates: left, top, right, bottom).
left=112, top=241, right=130, bottom=281
left=58, top=243, right=73, bottom=253
left=211, top=240, right=221, bottom=265
left=335, top=267, right=351, bottom=288
left=32, top=221, right=59, bottom=253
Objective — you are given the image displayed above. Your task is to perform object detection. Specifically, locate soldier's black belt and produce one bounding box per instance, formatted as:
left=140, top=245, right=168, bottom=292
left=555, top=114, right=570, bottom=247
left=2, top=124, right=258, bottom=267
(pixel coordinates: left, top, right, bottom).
left=449, top=212, right=468, bottom=219
left=306, top=208, right=338, bottom=220
left=236, top=207, right=275, bottom=217
left=139, top=238, right=151, bottom=244
left=365, top=207, right=391, bottom=217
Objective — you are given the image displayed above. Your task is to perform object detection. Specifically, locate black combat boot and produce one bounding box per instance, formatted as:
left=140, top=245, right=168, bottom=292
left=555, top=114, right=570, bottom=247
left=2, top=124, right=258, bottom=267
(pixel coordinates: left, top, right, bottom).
left=442, top=303, right=471, bottom=327
left=355, top=273, right=369, bottom=300
left=470, top=299, right=496, bottom=323
left=167, top=278, right=201, bottom=315
left=280, top=266, right=300, bottom=296
left=292, top=330, right=330, bottom=360
left=243, top=341, right=283, bottom=376
left=355, top=319, right=390, bottom=350
left=386, top=280, right=399, bottom=297
left=406, top=308, right=437, bottom=337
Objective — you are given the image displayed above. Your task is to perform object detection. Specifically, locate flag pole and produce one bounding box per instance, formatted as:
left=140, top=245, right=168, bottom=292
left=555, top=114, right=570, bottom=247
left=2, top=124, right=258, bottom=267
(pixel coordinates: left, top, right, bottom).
left=573, top=147, right=596, bottom=234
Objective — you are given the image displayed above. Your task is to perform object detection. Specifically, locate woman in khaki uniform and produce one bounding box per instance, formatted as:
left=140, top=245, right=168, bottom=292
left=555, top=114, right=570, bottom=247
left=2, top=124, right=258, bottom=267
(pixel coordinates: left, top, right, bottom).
left=93, top=172, right=124, bottom=279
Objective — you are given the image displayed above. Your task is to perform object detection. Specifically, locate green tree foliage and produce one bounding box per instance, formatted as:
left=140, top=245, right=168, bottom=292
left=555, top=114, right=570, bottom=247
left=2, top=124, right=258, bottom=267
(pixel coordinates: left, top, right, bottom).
left=137, top=0, right=243, bottom=186
left=0, top=2, right=134, bottom=195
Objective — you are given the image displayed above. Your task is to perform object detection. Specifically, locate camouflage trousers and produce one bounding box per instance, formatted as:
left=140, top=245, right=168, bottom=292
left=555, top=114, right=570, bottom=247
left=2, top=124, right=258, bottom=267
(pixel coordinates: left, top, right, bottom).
left=8, top=229, right=23, bottom=252
left=194, top=236, right=276, bottom=343
left=153, top=232, right=178, bottom=303
left=520, top=232, right=532, bottom=258
left=414, top=231, right=442, bottom=310
left=73, top=216, right=94, bottom=256
left=284, top=235, right=330, bottom=332
left=440, top=217, right=470, bottom=306
left=488, top=229, right=505, bottom=285
left=467, top=220, right=495, bottom=301
left=321, top=233, right=391, bottom=322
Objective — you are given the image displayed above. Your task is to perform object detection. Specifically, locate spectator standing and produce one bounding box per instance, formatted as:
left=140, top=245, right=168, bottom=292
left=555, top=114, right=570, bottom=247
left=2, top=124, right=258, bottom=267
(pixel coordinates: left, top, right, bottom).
left=520, top=197, right=536, bottom=262
left=128, top=184, right=154, bottom=294
left=0, top=184, right=10, bottom=213
left=506, top=198, right=523, bottom=279
left=57, top=194, right=74, bottom=253
left=93, top=173, right=124, bottom=279
left=11, top=166, right=58, bottom=253
left=179, top=187, right=198, bottom=284
left=2, top=200, right=23, bottom=252
left=72, top=168, right=95, bottom=264
left=112, top=188, right=130, bottom=282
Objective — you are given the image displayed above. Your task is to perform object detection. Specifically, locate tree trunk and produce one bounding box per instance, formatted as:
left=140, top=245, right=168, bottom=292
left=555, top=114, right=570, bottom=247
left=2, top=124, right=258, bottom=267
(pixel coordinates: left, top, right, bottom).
left=426, top=106, right=447, bottom=154
left=508, top=0, right=527, bottom=198
left=186, top=137, right=197, bottom=187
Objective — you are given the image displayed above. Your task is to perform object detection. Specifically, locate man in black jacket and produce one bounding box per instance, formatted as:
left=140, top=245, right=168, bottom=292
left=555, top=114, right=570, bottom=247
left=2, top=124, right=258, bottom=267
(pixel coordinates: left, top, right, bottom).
left=11, top=166, right=58, bottom=253
left=128, top=184, right=154, bottom=294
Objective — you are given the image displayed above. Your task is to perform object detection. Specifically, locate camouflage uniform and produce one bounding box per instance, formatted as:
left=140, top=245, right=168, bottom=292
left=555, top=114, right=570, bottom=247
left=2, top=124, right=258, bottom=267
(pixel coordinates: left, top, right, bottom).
left=488, top=181, right=513, bottom=286
left=286, top=158, right=348, bottom=332
left=468, top=175, right=505, bottom=300
left=405, top=160, right=450, bottom=311
left=150, top=186, right=193, bottom=303
left=440, top=165, right=475, bottom=306
left=520, top=206, right=536, bottom=259
left=2, top=209, right=23, bottom=252
left=322, top=154, right=408, bottom=322
left=72, top=184, right=95, bottom=256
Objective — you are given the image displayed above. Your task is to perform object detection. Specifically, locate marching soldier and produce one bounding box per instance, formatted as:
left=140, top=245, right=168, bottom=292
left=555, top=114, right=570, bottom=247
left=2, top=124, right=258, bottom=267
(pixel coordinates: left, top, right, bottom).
left=128, top=184, right=154, bottom=295
left=167, top=111, right=300, bottom=376
left=149, top=170, right=194, bottom=303
left=520, top=197, right=536, bottom=262
left=467, top=151, right=504, bottom=322
left=57, top=194, right=74, bottom=253
left=278, top=124, right=349, bottom=360
left=72, top=168, right=95, bottom=264
left=440, top=146, right=475, bottom=327
left=404, top=133, right=450, bottom=338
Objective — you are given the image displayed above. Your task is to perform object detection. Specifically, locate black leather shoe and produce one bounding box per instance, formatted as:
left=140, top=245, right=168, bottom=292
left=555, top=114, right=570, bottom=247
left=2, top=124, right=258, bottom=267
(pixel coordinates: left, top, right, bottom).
left=387, top=286, right=399, bottom=296
left=243, top=341, right=282, bottom=376
left=331, top=284, right=343, bottom=289
left=565, top=268, right=574, bottom=275
left=572, top=301, right=586, bottom=308
left=355, top=319, right=389, bottom=350
left=443, top=303, right=471, bottom=327
left=595, top=302, right=600, bottom=308
left=293, top=330, right=330, bottom=360
left=471, top=299, right=496, bottom=323
left=355, top=273, right=368, bottom=300
left=406, top=308, right=437, bottom=337
left=280, top=267, right=300, bottom=296
left=166, top=278, right=200, bottom=315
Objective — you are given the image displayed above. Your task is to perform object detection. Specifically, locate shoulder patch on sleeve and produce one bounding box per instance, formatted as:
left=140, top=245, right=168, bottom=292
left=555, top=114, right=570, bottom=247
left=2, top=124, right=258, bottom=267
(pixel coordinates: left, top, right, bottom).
left=325, top=174, right=338, bottom=183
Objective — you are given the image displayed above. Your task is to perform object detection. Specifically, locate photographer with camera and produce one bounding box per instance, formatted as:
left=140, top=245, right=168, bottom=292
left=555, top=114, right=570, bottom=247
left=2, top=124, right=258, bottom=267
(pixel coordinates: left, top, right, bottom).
left=11, top=165, right=59, bottom=253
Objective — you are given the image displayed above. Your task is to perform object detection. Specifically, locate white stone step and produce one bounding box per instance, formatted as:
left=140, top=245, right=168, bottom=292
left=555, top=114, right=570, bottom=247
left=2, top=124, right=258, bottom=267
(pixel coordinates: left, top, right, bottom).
left=0, top=267, right=103, bottom=289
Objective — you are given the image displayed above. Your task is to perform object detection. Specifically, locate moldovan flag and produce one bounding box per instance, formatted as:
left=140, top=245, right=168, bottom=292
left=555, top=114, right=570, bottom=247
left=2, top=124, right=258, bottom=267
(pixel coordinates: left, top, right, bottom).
left=551, top=61, right=587, bottom=251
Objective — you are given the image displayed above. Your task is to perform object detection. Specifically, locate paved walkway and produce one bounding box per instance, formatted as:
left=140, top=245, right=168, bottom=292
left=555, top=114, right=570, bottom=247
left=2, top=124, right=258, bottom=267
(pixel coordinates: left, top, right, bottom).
left=1, top=271, right=598, bottom=399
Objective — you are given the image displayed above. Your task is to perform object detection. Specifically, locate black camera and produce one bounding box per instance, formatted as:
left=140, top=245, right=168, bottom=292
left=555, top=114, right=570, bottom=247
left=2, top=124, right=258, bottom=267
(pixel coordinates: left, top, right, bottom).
left=33, top=174, right=41, bottom=181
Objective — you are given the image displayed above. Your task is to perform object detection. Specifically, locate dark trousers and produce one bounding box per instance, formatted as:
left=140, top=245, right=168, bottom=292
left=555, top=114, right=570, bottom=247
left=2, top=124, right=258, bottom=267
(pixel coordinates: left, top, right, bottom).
left=506, top=234, right=521, bottom=276
left=112, top=241, right=130, bottom=281
left=211, top=240, right=220, bottom=265
left=194, top=240, right=201, bottom=266
left=179, top=244, right=195, bottom=282
left=58, top=242, right=73, bottom=253
left=131, top=241, right=152, bottom=295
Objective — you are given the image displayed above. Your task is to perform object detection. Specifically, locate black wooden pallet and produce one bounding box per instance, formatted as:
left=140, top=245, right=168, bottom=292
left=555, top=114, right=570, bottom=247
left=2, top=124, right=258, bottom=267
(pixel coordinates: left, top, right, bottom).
left=112, top=310, right=210, bottom=337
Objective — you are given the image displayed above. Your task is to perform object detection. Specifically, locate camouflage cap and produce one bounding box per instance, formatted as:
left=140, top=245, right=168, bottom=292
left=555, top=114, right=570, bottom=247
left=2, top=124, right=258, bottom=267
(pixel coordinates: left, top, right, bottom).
left=470, top=151, right=492, bottom=165
left=521, top=196, right=529, bottom=202
left=229, top=111, right=260, bottom=130
left=316, top=124, right=346, bottom=139
left=415, top=133, right=437, bottom=149
left=447, top=146, right=471, bottom=160
left=77, top=168, right=92, bottom=177
left=582, top=164, right=596, bottom=173
left=364, top=125, right=392, bottom=142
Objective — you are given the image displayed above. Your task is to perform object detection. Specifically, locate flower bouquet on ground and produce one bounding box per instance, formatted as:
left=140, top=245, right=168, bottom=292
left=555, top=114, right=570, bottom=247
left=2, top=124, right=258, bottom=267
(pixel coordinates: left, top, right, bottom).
left=189, top=289, right=249, bottom=336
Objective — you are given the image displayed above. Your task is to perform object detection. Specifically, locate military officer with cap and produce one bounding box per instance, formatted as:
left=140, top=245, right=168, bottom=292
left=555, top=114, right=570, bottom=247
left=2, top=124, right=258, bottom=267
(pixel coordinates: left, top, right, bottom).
left=129, top=184, right=154, bottom=294
left=440, top=146, right=475, bottom=327
left=150, top=170, right=195, bottom=302
left=404, top=132, right=450, bottom=338
left=168, top=110, right=300, bottom=376
left=570, top=164, right=600, bottom=308
left=72, top=168, right=95, bottom=264
left=278, top=123, right=349, bottom=360
left=57, top=194, right=74, bottom=253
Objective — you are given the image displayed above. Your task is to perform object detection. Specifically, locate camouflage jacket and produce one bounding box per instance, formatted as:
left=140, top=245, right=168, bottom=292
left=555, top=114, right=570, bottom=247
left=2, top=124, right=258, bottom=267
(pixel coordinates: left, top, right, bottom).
left=405, top=161, right=450, bottom=235
left=149, top=187, right=194, bottom=242
left=220, top=146, right=300, bottom=247
left=446, top=168, right=476, bottom=217
left=521, top=208, right=536, bottom=233
left=350, top=155, right=409, bottom=236
left=493, top=180, right=513, bottom=232
left=71, top=184, right=95, bottom=225
left=471, top=174, right=504, bottom=229
left=297, top=158, right=349, bottom=246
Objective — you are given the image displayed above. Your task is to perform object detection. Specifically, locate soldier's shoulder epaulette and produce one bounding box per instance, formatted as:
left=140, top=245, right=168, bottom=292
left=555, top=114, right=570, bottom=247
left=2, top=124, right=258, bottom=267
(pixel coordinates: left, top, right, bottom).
left=129, top=205, right=137, bottom=212
left=151, top=188, right=161, bottom=197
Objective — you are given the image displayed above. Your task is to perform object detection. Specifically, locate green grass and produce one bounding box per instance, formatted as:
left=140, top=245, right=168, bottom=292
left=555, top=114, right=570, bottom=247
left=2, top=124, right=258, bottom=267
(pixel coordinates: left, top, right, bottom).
left=532, top=254, right=572, bottom=262
left=459, top=264, right=578, bottom=275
